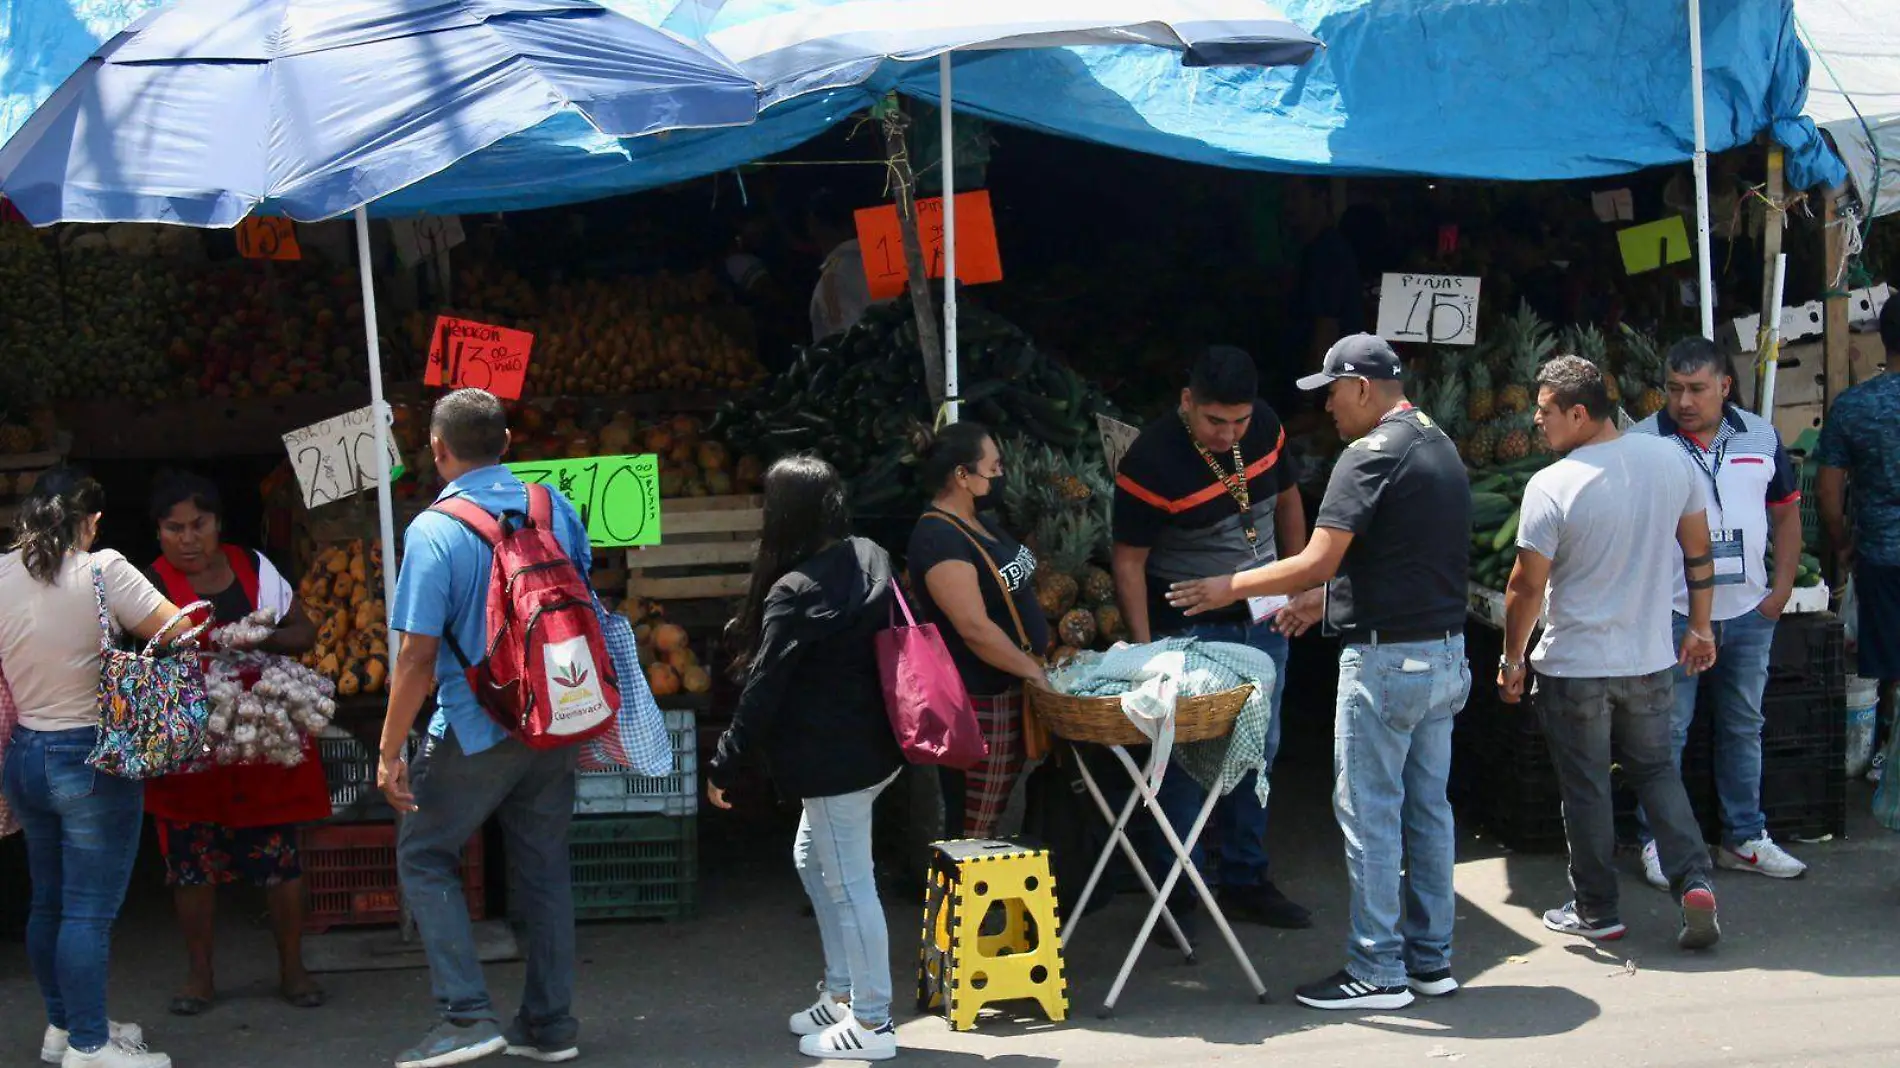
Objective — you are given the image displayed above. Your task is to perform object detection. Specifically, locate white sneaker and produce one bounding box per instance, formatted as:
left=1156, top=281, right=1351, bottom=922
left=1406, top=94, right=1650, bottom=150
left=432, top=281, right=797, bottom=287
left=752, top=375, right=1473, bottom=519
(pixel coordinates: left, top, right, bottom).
left=789, top=995, right=853, bottom=1037
left=799, top=1017, right=897, bottom=1061
left=1717, top=836, right=1808, bottom=879
left=61, top=1037, right=171, bottom=1068
left=1640, top=840, right=1669, bottom=892
left=42, top=1024, right=144, bottom=1065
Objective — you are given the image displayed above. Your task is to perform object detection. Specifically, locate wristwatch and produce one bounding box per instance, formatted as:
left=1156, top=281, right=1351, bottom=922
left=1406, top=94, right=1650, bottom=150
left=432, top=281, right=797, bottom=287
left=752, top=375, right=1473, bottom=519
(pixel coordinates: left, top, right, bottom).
left=1498, top=656, right=1525, bottom=673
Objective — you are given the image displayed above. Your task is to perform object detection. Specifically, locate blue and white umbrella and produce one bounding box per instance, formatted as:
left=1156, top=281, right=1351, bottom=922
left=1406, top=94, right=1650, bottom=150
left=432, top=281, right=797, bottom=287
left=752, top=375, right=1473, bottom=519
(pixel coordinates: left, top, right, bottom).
left=671, top=0, right=1321, bottom=420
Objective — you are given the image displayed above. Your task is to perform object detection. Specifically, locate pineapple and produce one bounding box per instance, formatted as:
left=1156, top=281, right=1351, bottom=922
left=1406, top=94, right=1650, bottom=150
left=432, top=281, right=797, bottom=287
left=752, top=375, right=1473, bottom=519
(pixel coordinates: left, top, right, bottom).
left=1461, top=422, right=1497, bottom=468
left=1094, top=605, right=1126, bottom=645
left=1465, top=357, right=1496, bottom=425
left=1566, top=324, right=1620, bottom=405
left=1080, top=565, right=1116, bottom=607
left=1496, top=303, right=1554, bottom=414
left=1033, top=565, right=1079, bottom=620
left=1494, top=412, right=1533, bottom=463
left=1032, top=510, right=1099, bottom=620
left=1058, top=607, right=1099, bottom=648
left=1619, top=324, right=1667, bottom=418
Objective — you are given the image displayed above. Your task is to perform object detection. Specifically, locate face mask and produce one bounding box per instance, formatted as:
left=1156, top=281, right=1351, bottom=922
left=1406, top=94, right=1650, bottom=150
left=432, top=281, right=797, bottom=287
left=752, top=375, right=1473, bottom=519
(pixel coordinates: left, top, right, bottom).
left=974, top=472, right=1004, bottom=510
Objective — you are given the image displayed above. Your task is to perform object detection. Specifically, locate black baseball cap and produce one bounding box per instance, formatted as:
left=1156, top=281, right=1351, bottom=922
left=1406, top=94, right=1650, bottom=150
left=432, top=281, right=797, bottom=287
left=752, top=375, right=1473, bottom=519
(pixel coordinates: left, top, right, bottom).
left=1297, top=334, right=1404, bottom=391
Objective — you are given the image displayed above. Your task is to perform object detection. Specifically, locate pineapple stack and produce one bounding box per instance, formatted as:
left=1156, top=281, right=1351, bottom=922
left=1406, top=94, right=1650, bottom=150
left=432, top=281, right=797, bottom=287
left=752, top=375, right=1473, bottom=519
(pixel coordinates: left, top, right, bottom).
left=1617, top=323, right=1668, bottom=419
left=1000, top=438, right=1125, bottom=658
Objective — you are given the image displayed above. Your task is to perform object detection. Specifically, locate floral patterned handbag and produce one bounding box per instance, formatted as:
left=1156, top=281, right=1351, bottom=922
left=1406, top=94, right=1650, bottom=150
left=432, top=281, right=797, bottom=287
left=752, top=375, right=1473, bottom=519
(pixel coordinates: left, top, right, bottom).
left=87, top=564, right=214, bottom=780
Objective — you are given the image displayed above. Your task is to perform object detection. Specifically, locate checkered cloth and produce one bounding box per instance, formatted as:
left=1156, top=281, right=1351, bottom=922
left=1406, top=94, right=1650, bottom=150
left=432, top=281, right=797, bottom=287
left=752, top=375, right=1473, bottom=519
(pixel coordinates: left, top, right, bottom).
left=1052, top=637, right=1277, bottom=804
left=957, top=691, right=1025, bottom=839
left=580, top=603, right=672, bottom=777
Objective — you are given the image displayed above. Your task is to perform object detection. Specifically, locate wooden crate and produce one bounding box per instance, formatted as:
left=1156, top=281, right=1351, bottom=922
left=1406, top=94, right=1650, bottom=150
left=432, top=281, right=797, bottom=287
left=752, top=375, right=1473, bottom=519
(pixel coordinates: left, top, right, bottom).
left=624, top=495, right=762, bottom=602
left=0, top=440, right=68, bottom=532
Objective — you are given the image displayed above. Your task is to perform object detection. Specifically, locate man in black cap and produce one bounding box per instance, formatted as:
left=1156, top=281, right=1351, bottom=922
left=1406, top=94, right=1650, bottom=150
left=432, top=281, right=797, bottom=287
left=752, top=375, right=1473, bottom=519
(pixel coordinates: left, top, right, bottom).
left=1168, top=334, right=1472, bottom=1011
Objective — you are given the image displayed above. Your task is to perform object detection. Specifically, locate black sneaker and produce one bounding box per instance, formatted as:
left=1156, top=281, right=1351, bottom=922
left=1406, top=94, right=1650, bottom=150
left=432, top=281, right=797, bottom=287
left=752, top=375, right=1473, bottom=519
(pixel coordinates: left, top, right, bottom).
left=1677, top=880, right=1721, bottom=951
left=1220, top=881, right=1313, bottom=929
left=1541, top=901, right=1626, bottom=941
left=1407, top=968, right=1460, bottom=998
left=503, top=1015, right=579, bottom=1063
left=1295, top=969, right=1415, bottom=1011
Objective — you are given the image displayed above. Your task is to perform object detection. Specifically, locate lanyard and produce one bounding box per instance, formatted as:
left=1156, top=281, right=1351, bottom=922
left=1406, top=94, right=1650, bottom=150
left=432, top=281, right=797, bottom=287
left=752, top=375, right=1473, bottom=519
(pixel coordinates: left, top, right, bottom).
left=1675, top=428, right=1728, bottom=515
left=1183, top=414, right=1258, bottom=545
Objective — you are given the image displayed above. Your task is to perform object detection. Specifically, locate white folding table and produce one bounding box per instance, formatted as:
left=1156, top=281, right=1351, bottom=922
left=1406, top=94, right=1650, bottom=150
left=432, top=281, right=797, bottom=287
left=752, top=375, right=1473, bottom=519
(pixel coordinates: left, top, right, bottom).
left=1056, top=736, right=1268, bottom=1016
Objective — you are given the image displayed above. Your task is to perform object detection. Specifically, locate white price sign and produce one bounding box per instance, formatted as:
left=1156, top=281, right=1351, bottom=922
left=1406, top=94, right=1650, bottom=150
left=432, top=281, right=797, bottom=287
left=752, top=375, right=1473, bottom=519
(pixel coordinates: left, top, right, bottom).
left=1376, top=273, right=1481, bottom=347
left=282, top=404, right=403, bottom=510
left=1097, top=414, right=1140, bottom=476
left=390, top=215, right=466, bottom=269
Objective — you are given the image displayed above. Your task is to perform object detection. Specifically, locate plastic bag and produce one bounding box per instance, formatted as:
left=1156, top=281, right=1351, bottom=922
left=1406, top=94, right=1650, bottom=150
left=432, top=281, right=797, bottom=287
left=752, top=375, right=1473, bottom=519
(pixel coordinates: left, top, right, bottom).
left=1841, top=576, right=1859, bottom=650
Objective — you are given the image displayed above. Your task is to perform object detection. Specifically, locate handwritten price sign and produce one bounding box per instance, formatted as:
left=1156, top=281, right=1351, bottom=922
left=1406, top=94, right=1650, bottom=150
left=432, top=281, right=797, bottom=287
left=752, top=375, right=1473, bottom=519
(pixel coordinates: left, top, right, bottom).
left=282, top=405, right=403, bottom=510
left=426, top=316, right=535, bottom=400
left=236, top=217, right=302, bottom=262
left=853, top=191, right=1003, bottom=302
left=1097, top=414, right=1140, bottom=476
left=507, top=455, right=661, bottom=548
left=1376, top=273, right=1482, bottom=347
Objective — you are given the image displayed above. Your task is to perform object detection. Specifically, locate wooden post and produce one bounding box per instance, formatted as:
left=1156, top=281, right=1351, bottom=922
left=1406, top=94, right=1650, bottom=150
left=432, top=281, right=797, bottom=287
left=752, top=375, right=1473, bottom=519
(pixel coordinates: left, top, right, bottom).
left=873, top=97, right=947, bottom=408
left=1822, top=187, right=1852, bottom=410
left=1754, top=143, right=1785, bottom=411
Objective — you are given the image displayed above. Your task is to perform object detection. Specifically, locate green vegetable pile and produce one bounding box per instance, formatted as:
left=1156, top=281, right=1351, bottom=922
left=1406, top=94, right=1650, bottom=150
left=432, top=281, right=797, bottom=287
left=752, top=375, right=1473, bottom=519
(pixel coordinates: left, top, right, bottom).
left=711, top=303, right=1120, bottom=513
left=1466, top=455, right=1557, bottom=591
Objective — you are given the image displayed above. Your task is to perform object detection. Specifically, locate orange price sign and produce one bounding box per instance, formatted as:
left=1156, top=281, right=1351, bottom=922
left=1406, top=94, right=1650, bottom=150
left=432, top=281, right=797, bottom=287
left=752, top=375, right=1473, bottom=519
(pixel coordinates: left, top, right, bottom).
left=425, top=315, right=535, bottom=400
left=235, top=217, right=302, bottom=261
left=853, top=190, right=1003, bottom=301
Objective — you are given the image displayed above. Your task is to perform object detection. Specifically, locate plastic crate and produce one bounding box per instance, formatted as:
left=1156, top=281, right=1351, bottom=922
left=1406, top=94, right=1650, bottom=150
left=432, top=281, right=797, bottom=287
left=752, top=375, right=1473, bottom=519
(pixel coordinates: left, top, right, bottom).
left=573, top=710, right=699, bottom=817
left=1761, top=758, right=1849, bottom=840
left=299, top=823, right=484, bottom=933
left=319, top=728, right=418, bottom=823
left=564, top=814, right=698, bottom=922
left=1766, top=615, right=1845, bottom=696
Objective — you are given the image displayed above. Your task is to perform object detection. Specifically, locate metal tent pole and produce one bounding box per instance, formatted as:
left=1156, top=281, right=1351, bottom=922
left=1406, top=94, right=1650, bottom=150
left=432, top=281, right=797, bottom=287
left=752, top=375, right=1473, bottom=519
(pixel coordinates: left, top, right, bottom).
left=940, top=54, right=960, bottom=425
left=1689, top=0, right=1715, bottom=340
left=353, top=206, right=401, bottom=639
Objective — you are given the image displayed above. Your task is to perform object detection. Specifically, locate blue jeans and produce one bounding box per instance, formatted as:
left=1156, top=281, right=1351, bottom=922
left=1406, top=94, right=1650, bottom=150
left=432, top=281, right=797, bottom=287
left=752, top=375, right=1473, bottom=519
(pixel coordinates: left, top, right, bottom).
left=1334, top=635, right=1469, bottom=988
left=2, top=727, right=145, bottom=1054
left=1153, top=620, right=1289, bottom=888
left=796, top=772, right=897, bottom=1025
left=399, top=730, right=578, bottom=1035
left=1637, top=609, right=1778, bottom=847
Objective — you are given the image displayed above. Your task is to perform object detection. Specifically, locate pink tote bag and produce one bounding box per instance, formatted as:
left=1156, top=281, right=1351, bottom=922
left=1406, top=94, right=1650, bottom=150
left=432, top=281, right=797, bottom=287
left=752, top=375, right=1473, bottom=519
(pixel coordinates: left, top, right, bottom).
left=0, top=654, right=19, bottom=837
left=875, top=584, right=988, bottom=770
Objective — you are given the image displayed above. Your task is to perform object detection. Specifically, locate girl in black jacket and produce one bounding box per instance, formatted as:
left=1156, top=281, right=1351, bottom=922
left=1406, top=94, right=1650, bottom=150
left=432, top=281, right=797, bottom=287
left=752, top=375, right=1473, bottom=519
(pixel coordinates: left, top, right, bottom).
left=705, top=456, right=903, bottom=1061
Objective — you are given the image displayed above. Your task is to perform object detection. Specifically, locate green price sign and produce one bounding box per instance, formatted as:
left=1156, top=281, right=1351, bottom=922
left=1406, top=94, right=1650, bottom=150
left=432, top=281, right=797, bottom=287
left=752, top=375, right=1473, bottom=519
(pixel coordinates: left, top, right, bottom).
left=507, top=454, right=661, bottom=547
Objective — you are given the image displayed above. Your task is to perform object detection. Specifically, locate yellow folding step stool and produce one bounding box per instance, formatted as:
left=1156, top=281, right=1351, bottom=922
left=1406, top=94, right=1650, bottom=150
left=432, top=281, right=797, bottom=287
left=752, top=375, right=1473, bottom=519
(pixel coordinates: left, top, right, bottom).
left=916, top=839, right=1069, bottom=1031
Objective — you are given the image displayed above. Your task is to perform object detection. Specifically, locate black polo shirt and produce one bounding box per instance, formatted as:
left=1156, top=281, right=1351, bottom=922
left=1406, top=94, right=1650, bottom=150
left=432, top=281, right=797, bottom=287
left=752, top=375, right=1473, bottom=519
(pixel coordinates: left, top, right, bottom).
left=1112, top=401, right=1296, bottom=634
left=1315, top=406, right=1470, bottom=637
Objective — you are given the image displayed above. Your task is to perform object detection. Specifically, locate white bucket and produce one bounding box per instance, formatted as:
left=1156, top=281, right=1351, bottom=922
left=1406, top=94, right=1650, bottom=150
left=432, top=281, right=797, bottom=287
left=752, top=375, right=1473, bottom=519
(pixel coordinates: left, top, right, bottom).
left=1847, top=674, right=1880, bottom=778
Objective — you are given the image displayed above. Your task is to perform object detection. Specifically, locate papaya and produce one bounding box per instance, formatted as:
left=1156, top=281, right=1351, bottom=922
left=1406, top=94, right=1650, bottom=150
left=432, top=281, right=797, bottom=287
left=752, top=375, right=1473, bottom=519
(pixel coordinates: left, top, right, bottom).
left=317, top=652, right=340, bottom=678
left=682, top=665, right=712, bottom=694
left=652, top=623, right=690, bottom=653
left=364, top=658, right=387, bottom=693
left=646, top=663, right=681, bottom=697
left=338, top=668, right=362, bottom=697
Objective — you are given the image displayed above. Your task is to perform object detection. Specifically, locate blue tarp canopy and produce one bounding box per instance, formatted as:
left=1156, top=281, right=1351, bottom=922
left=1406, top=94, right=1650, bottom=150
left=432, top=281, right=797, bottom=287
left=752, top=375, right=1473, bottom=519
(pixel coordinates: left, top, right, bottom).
left=0, top=0, right=1854, bottom=219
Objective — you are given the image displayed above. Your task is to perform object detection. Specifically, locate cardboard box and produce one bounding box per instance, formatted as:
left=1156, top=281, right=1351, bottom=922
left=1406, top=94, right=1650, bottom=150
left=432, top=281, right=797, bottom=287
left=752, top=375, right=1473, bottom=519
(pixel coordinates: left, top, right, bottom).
left=1773, top=400, right=1824, bottom=444
left=1734, top=341, right=1826, bottom=408
left=1724, top=283, right=1890, bottom=353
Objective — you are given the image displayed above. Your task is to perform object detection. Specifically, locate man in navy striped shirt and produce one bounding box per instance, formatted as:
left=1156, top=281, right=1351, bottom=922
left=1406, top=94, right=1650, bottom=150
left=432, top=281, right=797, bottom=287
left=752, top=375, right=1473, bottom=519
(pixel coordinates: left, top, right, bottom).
left=1628, top=337, right=1808, bottom=886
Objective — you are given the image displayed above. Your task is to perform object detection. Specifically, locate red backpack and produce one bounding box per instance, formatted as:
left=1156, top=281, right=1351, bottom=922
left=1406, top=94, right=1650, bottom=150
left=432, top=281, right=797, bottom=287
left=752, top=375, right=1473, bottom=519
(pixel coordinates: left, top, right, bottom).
left=430, top=483, right=619, bottom=749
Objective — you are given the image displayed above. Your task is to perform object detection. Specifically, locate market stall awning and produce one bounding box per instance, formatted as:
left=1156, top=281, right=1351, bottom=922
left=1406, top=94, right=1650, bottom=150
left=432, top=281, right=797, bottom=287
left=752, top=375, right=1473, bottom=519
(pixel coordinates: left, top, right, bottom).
left=1792, top=0, right=1899, bottom=215
left=0, top=0, right=763, bottom=224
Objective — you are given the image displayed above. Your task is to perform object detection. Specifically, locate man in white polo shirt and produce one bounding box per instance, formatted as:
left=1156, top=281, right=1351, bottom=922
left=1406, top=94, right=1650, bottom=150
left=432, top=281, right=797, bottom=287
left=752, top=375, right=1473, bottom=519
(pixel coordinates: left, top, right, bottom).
left=1629, top=336, right=1808, bottom=886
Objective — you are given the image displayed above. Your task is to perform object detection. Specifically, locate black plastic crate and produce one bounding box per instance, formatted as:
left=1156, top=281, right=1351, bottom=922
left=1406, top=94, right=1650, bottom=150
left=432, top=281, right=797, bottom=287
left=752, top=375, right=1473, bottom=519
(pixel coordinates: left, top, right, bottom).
left=1761, top=762, right=1848, bottom=841
left=1766, top=615, right=1846, bottom=696
left=1756, top=684, right=1847, bottom=752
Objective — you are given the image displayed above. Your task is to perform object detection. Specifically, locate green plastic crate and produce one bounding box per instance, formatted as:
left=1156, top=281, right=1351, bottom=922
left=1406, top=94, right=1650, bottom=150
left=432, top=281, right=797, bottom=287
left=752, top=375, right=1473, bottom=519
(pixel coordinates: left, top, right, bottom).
left=567, top=814, right=698, bottom=922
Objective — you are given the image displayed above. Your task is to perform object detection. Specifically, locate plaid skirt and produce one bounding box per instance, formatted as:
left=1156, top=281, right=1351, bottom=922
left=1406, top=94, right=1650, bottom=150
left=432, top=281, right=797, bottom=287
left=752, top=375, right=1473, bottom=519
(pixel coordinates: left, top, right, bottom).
left=950, top=690, right=1026, bottom=840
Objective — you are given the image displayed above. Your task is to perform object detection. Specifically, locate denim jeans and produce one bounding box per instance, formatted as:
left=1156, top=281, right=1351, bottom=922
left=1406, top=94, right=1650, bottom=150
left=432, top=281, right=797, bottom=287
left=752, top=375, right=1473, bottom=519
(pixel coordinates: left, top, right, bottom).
left=796, top=772, right=898, bottom=1025
left=1, top=726, right=145, bottom=1054
left=1536, top=671, right=1713, bottom=920
left=1636, top=610, right=1777, bottom=847
left=398, top=730, right=578, bottom=1036
left=1151, top=620, right=1289, bottom=888
left=1334, top=635, right=1468, bottom=987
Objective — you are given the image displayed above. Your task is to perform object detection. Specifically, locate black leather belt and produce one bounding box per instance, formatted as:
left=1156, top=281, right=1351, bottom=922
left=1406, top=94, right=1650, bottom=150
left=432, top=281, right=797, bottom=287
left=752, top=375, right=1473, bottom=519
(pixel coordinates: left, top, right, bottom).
left=1340, top=628, right=1458, bottom=646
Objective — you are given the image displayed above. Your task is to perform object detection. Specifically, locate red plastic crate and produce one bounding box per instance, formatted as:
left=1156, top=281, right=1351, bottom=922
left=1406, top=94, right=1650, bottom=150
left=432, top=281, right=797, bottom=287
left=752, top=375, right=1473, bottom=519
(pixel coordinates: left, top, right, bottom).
left=299, top=823, right=484, bottom=933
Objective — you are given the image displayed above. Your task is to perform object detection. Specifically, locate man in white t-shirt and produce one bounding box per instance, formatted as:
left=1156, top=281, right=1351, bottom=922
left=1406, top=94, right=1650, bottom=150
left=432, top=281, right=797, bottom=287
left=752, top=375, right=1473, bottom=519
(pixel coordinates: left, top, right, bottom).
left=806, top=189, right=888, bottom=342
left=1628, top=337, right=1808, bottom=887
left=1498, top=356, right=1723, bottom=951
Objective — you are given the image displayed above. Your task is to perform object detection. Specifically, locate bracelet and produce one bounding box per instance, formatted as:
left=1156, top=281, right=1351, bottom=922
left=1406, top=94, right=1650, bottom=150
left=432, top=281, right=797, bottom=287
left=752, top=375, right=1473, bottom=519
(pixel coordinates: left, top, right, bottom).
left=1688, top=629, right=1714, bottom=643
left=1498, top=656, right=1525, bottom=672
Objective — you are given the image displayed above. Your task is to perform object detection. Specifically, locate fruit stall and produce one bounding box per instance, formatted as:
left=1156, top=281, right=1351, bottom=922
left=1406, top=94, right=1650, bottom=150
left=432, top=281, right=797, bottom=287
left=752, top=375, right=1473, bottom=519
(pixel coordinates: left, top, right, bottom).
left=1398, top=303, right=1849, bottom=852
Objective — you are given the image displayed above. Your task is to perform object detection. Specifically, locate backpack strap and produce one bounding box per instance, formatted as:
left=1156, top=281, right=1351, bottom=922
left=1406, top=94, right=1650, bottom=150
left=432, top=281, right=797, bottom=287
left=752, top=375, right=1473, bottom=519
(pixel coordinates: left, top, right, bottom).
left=924, top=511, right=1036, bottom=655
left=430, top=495, right=507, bottom=546
left=524, top=482, right=555, bottom=529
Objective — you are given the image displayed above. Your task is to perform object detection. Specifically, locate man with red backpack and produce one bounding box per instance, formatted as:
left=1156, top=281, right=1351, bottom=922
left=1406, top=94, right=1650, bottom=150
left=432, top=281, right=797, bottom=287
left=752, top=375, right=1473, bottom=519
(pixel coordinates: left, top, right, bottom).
left=378, top=389, right=611, bottom=1068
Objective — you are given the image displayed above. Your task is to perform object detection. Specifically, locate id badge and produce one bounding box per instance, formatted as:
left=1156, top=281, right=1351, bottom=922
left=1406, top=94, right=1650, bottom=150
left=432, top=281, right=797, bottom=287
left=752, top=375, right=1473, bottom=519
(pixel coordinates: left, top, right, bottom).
left=1710, top=529, right=1746, bottom=586
left=1245, top=536, right=1286, bottom=623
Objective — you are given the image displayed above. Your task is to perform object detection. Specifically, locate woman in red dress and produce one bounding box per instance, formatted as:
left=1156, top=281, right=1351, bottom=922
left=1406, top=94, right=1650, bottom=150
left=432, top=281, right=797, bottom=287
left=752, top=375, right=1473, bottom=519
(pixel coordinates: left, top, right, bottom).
left=142, top=472, right=330, bottom=1015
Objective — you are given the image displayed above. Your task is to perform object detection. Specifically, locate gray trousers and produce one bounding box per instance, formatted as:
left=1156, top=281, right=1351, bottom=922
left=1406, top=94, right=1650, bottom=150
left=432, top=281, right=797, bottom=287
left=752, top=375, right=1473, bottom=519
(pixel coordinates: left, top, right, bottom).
left=1535, top=670, right=1712, bottom=920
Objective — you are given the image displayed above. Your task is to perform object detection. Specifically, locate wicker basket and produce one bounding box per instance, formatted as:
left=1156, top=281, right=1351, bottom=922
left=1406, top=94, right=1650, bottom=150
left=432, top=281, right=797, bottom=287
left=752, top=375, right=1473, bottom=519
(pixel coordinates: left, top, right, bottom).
left=1027, top=684, right=1254, bottom=746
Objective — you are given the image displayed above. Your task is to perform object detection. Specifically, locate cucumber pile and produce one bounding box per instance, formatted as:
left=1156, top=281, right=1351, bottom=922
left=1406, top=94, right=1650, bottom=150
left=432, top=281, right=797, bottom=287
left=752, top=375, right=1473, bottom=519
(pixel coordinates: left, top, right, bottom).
left=711, top=303, right=1121, bottom=514
left=1770, top=549, right=1827, bottom=589
left=1466, top=456, right=1556, bottom=591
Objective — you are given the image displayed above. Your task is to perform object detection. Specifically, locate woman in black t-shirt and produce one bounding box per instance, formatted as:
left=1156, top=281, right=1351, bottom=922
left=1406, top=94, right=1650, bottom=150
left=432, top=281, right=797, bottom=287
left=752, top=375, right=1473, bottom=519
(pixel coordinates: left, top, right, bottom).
left=906, top=422, right=1050, bottom=839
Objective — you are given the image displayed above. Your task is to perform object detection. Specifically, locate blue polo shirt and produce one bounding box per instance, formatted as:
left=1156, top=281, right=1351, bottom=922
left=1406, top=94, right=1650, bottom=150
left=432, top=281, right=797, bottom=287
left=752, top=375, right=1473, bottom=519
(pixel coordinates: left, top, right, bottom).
left=391, top=465, right=594, bottom=754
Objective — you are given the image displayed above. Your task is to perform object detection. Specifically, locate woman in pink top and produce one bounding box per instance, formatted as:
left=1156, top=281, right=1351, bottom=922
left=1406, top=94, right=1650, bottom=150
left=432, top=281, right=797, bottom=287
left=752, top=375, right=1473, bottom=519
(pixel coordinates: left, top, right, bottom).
left=0, top=469, right=189, bottom=1068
